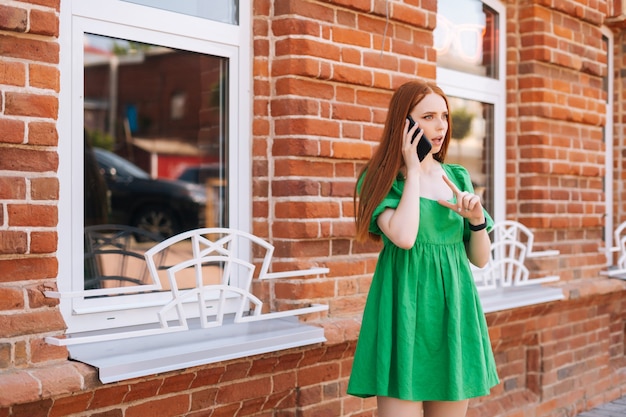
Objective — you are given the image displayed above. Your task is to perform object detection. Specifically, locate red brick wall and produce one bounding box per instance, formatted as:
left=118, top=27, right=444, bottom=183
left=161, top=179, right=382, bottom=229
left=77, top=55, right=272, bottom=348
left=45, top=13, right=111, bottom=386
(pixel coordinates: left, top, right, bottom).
left=0, top=1, right=625, bottom=417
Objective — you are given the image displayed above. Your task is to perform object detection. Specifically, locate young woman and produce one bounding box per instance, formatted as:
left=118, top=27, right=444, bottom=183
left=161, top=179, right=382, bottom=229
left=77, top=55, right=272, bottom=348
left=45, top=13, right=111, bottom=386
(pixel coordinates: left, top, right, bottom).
left=347, top=80, right=499, bottom=417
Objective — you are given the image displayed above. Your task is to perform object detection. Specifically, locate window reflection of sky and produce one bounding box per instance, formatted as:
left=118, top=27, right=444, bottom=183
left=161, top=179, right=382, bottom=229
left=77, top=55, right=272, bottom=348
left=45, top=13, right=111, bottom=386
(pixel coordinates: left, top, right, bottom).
left=434, top=0, right=485, bottom=63
left=121, top=0, right=238, bottom=25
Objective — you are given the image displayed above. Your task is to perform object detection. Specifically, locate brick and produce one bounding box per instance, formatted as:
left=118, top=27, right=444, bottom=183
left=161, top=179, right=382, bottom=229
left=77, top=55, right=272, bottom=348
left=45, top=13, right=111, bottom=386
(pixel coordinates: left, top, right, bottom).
left=333, top=140, right=372, bottom=159
left=221, top=361, right=252, bottom=382
left=0, top=5, right=27, bottom=33
left=274, top=117, right=340, bottom=137
left=0, top=35, right=58, bottom=64
left=30, top=338, right=67, bottom=363
left=89, top=386, right=129, bottom=410
left=28, top=121, right=58, bottom=146
left=274, top=280, right=335, bottom=299
left=0, top=343, right=10, bottom=369
left=8, top=204, right=57, bottom=227
left=0, top=310, right=66, bottom=338
left=14, top=340, right=27, bottom=366
left=0, top=230, right=27, bottom=254
left=0, top=148, right=58, bottom=172
left=25, top=0, right=60, bottom=9
left=0, top=287, right=24, bottom=310
left=0, top=177, right=26, bottom=199
left=272, top=220, right=321, bottom=238
left=216, top=377, right=272, bottom=403
left=125, top=394, right=190, bottom=417
left=11, top=399, right=53, bottom=417
left=275, top=201, right=339, bottom=219
left=5, top=92, right=58, bottom=119
left=26, top=283, right=59, bottom=308
left=29, top=9, right=59, bottom=37
left=0, top=118, right=25, bottom=144
left=30, top=177, right=59, bottom=200
left=297, top=362, right=340, bottom=387
left=0, top=61, right=26, bottom=86
left=123, top=379, right=162, bottom=402
left=90, top=410, right=124, bottom=417
left=0, top=371, right=40, bottom=407
left=190, top=387, right=217, bottom=412
left=190, top=366, right=225, bottom=388
left=29, top=64, right=60, bottom=92
left=32, top=363, right=83, bottom=398
left=0, top=256, right=58, bottom=283
left=158, top=373, right=194, bottom=395
left=49, top=392, right=93, bottom=417
left=30, top=231, right=58, bottom=253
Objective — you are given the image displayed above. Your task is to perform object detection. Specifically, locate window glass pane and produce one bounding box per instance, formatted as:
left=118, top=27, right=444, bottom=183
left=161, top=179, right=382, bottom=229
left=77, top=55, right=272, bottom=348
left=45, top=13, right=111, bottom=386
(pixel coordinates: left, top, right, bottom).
left=435, top=0, right=499, bottom=78
left=83, top=33, right=229, bottom=292
left=121, top=0, right=239, bottom=25
left=446, top=97, right=494, bottom=216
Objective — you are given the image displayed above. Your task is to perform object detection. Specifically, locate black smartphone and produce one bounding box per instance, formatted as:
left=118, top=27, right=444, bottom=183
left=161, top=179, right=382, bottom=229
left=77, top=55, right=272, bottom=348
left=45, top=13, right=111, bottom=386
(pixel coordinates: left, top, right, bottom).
left=407, top=115, right=432, bottom=161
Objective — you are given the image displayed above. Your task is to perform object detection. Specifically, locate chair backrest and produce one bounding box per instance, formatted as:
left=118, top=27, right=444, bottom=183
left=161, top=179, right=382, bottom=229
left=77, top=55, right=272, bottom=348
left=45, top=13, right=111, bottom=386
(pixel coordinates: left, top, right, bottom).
left=84, top=224, right=166, bottom=292
left=491, top=220, right=534, bottom=261
left=144, top=228, right=275, bottom=295
left=485, top=257, right=530, bottom=287
left=488, top=240, right=528, bottom=285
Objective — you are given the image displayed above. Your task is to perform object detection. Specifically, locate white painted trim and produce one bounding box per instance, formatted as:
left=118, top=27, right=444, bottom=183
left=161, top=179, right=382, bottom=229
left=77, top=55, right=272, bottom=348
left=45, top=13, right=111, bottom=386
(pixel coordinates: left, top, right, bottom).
left=437, top=0, right=507, bottom=222
left=602, top=26, right=615, bottom=264
left=64, top=316, right=326, bottom=384
left=57, top=0, right=253, bottom=333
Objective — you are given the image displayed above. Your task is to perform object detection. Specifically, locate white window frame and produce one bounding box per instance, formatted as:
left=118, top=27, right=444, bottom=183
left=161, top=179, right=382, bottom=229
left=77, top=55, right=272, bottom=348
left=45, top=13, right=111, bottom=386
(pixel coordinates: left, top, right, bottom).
left=437, top=0, right=506, bottom=223
left=601, top=26, right=615, bottom=262
left=57, top=0, right=253, bottom=334
left=437, top=0, right=564, bottom=311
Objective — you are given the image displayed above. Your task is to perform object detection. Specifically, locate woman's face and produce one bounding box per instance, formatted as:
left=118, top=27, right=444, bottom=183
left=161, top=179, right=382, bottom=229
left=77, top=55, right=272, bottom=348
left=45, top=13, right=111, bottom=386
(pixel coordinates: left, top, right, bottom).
left=408, top=93, right=449, bottom=155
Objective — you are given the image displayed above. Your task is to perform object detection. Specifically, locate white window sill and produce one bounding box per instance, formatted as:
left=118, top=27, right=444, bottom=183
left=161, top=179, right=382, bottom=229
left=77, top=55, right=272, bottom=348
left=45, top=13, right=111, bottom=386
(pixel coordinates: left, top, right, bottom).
left=479, top=285, right=564, bottom=313
left=66, top=315, right=325, bottom=383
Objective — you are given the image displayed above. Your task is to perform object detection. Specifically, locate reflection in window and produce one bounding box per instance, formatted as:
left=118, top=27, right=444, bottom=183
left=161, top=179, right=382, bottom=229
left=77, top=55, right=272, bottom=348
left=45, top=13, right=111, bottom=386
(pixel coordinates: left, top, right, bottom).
left=122, top=0, right=239, bottom=25
left=446, top=97, right=494, bottom=216
left=434, top=0, right=499, bottom=78
left=83, top=33, right=229, bottom=292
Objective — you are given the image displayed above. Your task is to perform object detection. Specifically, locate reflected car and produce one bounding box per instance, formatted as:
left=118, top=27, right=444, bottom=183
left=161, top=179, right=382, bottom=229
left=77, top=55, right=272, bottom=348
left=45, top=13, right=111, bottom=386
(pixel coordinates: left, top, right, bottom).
left=93, top=147, right=206, bottom=238
left=177, top=164, right=223, bottom=185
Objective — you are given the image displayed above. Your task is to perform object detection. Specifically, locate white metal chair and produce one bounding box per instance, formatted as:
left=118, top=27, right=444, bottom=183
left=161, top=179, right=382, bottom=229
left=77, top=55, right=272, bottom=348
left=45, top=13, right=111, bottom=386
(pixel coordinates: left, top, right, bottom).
left=145, top=228, right=329, bottom=332
left=598, top=221, right=626, bottom=279
left=46, top=227, right=329, bottom=345
left=473, top=220, right=560, bottom=291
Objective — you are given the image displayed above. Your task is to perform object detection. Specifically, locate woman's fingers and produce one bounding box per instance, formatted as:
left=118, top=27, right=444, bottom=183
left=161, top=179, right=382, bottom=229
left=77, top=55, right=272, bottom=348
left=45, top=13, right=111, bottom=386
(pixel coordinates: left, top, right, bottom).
left=439, top=175, right=482, bottom=216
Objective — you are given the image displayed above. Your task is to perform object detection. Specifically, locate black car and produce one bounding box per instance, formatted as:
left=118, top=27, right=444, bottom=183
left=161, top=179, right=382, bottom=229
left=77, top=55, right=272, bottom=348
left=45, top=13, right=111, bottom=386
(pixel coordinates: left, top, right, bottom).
left=92, top=147, right=206, bottom=238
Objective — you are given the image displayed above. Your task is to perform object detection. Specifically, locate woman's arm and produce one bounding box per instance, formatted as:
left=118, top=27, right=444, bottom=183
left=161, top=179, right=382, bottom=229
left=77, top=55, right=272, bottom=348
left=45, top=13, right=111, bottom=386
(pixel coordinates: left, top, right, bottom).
left=377, top=172, right=421, bottom=249
left=376, top=119, right=423, bottom=249
left=465, top=217, right=491, bottom=268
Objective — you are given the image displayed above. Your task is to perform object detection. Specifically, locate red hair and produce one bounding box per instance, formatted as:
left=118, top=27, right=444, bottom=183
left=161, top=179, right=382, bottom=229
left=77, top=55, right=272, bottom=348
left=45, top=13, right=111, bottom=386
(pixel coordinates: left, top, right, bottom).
left=354, top=80, right=452, bottom=242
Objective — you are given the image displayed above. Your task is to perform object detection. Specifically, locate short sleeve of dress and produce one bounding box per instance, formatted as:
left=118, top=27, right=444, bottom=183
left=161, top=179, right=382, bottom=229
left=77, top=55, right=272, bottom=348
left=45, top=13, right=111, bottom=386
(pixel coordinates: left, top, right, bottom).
left=445, top=164, right=494, bottom=241
left=357, top=174, right=403, bottom=236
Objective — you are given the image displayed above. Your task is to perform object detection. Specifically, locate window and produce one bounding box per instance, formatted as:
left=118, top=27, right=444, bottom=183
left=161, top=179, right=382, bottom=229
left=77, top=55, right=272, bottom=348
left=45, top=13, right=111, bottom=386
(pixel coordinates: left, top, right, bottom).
left=436, top=0, right=504, bottom=221
left=57, top=0, right=253, bottom=335
left=52, top=1, right=328, bottom=383
left=436, top=0, right=564, bottom=310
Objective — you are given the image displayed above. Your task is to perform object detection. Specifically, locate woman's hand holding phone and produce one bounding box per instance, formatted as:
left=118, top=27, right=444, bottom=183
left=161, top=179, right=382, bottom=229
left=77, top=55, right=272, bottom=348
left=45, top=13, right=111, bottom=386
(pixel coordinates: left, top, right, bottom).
left=407, top=115, right=433, bottom=161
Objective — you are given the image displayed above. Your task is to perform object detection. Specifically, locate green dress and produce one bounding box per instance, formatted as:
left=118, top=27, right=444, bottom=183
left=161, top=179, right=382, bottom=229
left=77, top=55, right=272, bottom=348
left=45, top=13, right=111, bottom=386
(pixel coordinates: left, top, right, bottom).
left=347, top=164, right=499, bottom=401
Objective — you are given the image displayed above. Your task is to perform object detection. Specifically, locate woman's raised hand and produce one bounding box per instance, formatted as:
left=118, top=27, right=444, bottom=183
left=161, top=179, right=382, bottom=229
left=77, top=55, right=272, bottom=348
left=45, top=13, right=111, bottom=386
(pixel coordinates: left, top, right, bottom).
left=437, top=175, right=485, bottom=224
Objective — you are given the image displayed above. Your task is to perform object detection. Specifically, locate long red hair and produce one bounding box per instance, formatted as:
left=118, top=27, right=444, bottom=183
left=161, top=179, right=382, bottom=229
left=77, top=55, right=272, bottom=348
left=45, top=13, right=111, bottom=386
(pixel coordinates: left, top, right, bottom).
left=354, top=80, right=452, bottom=242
